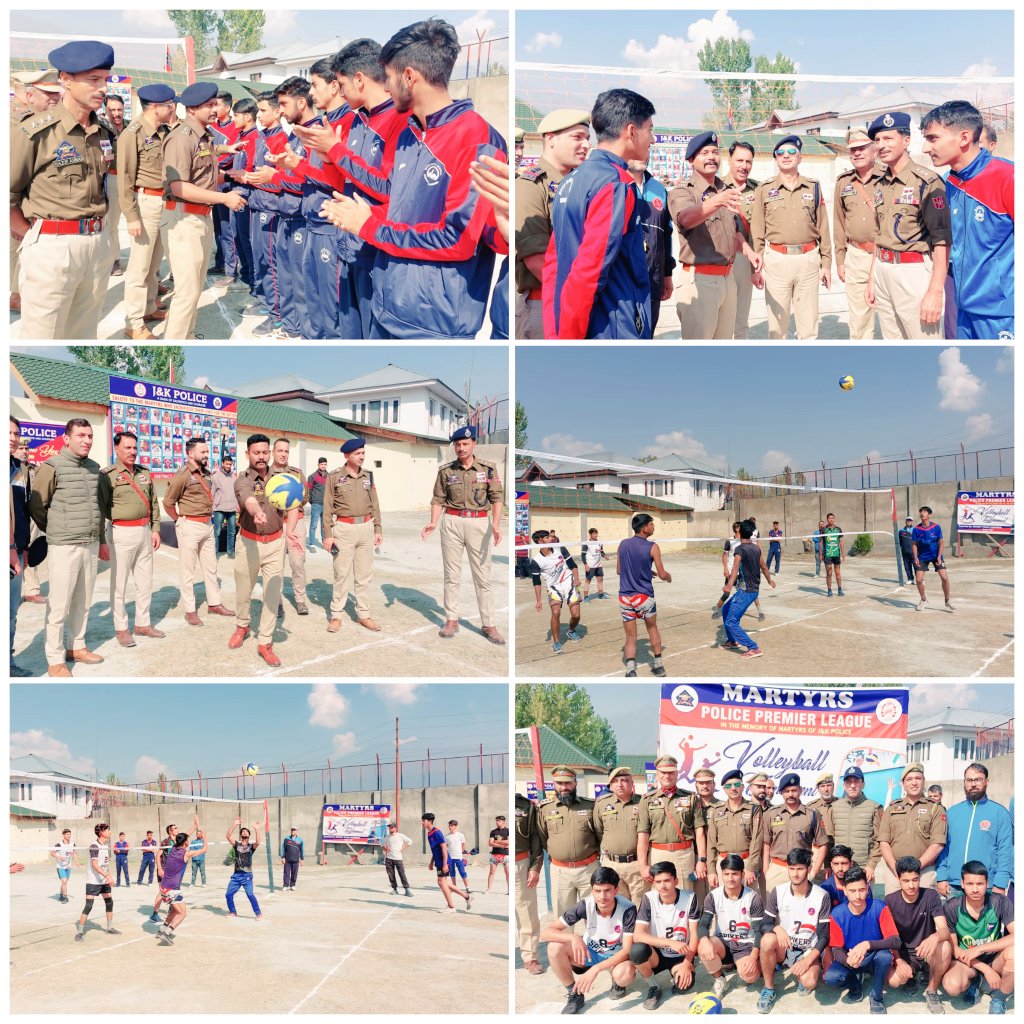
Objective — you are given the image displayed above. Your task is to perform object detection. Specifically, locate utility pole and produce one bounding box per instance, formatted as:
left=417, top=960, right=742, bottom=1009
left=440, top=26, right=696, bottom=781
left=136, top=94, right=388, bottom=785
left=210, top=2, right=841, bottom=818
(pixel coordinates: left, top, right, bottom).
left=395, top=717, right=400, bottom=829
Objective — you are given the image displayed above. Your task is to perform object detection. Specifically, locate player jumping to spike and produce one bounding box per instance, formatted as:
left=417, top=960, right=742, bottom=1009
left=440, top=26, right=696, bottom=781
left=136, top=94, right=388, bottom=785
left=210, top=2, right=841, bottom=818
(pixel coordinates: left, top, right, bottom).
left=156, top=816, right=207, bottom=945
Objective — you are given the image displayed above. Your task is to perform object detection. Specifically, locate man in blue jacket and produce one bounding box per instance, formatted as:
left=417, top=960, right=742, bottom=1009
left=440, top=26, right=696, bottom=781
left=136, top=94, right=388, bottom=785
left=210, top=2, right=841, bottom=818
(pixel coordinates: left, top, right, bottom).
left=628, top=157, right=674, bottom=333
left=280, top=826, right=304, bottom=890
left=936, top=762, right=1012, bottom=898
left=544, top=88, right=655, bottom=340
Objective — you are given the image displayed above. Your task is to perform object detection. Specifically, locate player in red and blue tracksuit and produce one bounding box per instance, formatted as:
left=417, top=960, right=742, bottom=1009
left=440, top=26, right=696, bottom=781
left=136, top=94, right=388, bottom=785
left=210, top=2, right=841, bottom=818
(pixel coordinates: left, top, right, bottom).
left=210, top=105, right=240, bottom=278
left=543, top=149, right=652, bottom=340
left=227, top=102, right=260, bottom=296
left=635, top=168, right=675, bottom=332
left=944, top=147, right=1014, bottom=339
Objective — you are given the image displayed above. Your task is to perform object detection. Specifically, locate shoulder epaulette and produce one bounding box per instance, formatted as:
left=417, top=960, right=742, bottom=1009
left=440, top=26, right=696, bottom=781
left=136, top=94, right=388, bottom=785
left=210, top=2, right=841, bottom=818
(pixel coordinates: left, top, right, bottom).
left=21, top=111, right=59, bottom=137
left=519, top=164, right=543, bottom=181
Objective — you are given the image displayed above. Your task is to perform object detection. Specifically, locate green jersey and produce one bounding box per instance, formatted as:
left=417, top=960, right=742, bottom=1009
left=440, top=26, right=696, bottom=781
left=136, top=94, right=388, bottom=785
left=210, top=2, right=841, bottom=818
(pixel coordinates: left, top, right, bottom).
left=823, top=525, right=843, bottom=558
left=944, top=893, right=1013, bottom=949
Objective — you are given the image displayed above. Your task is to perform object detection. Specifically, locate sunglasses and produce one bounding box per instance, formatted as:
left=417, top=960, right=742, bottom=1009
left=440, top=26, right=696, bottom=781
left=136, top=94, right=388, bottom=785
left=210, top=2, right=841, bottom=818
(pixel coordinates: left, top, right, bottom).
left=775, top=147, right=799, bottom=156
left=723, top=782, right=744, bottom=790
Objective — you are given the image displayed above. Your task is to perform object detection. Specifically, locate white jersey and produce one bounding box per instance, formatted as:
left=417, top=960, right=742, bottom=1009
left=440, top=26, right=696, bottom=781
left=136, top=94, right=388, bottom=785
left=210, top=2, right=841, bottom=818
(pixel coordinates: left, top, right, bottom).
left=637, top=888, right=698, bottom=958
left=382, top=832, right=411, bottom=861
left=562, top=895, right=637, bottom=957
left=530, top=549, right=579, bottom=604
left=446, top=831, right=466, bottom=859
left=86, top=842, right=110, bottom=885
left=704, top=885, right=764, bottom=948
left=724, top=537, right=742, bottom=574
left=53, top=840, right=75, bottom=869
left=583, top=541, right=604, bottom=569
left=765, top=882, right=831, bottom=952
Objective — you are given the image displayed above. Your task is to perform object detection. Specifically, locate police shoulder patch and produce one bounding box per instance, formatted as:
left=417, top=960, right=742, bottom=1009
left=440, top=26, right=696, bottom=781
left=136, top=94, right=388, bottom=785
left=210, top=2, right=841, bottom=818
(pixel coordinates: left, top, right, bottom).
left=21, top=111, right=59, bottom=137
left=519, top=165, right=543, bottom=181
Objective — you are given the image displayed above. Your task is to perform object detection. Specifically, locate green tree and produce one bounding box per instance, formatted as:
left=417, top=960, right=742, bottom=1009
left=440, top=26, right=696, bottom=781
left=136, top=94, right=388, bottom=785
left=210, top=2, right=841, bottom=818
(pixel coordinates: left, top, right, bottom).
left=748, top=52, right=799, bottom=127
left=167, top=9, right=222, bottom=69
left=218, top=9, right=265, bottom=53
left=637, top=454, right=657, bottom=464
left=485, top=62, right=509, bottom=78
left=698, top=37, right=751, bottom=129
left=515, top=401, right=529, bottom=470
left=67, top=346, right=185, bottom=383
left=515, top=684, right=618, bottom=767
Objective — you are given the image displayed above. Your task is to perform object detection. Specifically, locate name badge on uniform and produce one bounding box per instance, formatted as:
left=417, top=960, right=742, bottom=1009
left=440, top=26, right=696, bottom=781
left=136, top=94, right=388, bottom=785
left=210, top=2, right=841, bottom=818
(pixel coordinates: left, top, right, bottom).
left=54, top=141, right=84, bottom=168
left=801, top=192, right=814, bottom=202
left=100, top=139, right=113, bottom=161
left=899, top=187, right=918, bottom=206
left=144, top=137, right=159, bottom=149
left=475, top=472, right=487, bottom=482
left=363, top=478, right=371, bottom=488
left=196, top=145, right=212, bottom=159
left=841, top=184, right=856, bottom=196
left=767, top=189, right=781, bottom=200
left=874, top=190, right=885, bottom=207
left=447, top=474, right=461, bottom=484
left=577, top=810, right=589, bottom=817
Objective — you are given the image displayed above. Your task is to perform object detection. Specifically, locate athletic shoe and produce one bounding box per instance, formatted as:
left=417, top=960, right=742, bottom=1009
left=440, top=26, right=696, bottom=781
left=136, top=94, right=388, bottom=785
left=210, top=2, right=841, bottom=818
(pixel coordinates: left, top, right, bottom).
left=269, top=327, right=301, bottom=339
left=643, top=984, right=662, bottom=1010
left=562, top=991, right=585, bottom=1015
left=964, top=980, right=980, bottom=1006
left=720, top=641, right=742, bottom=650
left=711, top=606, right=721, bottom=619
left=157, top=933, right=173, bottom=946
left=625, top=669, right=637, bottom=677
left=827, top=590, right=833, bottom=598
left=847, top=977, right=865, bottom=1002
left=837, top=588, right=845, bottom=597
left=390, top=888, right=398, bottom=895
left=149, top=913, right=160, bottom=922
left=74, top=931, right=84, bottom=942
left=758, top=611, right=766, bottom=621
left=598, top=593, right=608, bottom=600
left=652, top=664, right=666, bottom=677
left=582, top=595, right=590, bottom=603
left=251, top=317, right=280, bottom=337
left=741, top=648, right=763, bottom=659
left=869, top=996, right=886, bottom=1014
left=945, top=601, right=955, bottom=612
left=609, top=983, right=627, bottom=1001
left=465, top=894, right=473, bottom=911
left=916, top=600, right=927, bottom=612
left=440, top=906, right=456, bottom=914
left=990, top=993, right=1007, bottom=1014
left=241, top=301, right=269, bottom=317
left=756, top=987, right=776, bottom=1013
left=566, top=630, right=580, bottom=642
left=107, top=927, right=121, bottom=935
left=924, top=991, right=944, bottom=1014
left=713, top=975, right=728, bottom=1000
left=404, top=889, right=412, bottom=897
left=552, top=642, right=563, bottom=654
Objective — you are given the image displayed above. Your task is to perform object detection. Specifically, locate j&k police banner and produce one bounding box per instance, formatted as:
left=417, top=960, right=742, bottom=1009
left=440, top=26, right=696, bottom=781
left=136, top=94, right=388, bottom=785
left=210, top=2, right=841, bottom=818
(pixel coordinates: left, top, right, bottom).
left=18, top=421, right=65, bottom=463
left=321, top=804, right=391, bottom=845
left=659, top=684, right=909, bottom=805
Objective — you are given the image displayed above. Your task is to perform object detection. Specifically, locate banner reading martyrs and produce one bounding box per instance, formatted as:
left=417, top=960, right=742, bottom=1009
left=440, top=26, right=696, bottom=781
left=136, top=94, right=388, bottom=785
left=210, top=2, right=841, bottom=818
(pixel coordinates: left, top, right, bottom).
left=108, top=375, right=238, bottom=479
left=17, top=421, right=65, bottom=463
left=659, top=684, right=909, bottom=806
left=957, top=491, right=1014, bottom=534
left=321, top=804, right=391, bottom=845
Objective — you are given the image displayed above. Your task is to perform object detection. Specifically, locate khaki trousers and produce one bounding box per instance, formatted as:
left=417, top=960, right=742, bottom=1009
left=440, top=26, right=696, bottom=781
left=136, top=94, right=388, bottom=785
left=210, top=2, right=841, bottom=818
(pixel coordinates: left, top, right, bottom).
left=282, top=527, right=307, bottom=605
left=44, top=543, right=97, bottom=666
left=17, top=223, right=107, bottom=339
left=551, top=862, right=593, bottom=918
left=676, top=268, right=736, bottom=339
left=235, top=533, right=284, bottom=645
left=104, top=176, right=124, bottom=264
left=732, top=251, right=754, bottom=339
left=164, top=207, right=213, bottom=339
left=602, top=856, right=650, bottom=906
left=124, top=192, right=166, bottom=330
left=440, top=513, right=494, bottom=627
left=651, top=845, right=696, bottom=892
left=109, top=523, right=153, bottom=630
left=515, top=856, right=541, bottom=963
left=330, top=519, right=374, bottom=618
left=764, top=859, right=792, bottom=892
left=174, top=517, right=220, bottom=612
left=515, top=294, right=545, bottom=339
left=764, top=247, right=820, bottom=339
left=876, top=860, right=936, bottom=895
left=844, top=244, right=876, bottom=340
left=10, top=234, right=20, bottom=295
left=873, top=255, right=943, bottom=339
left=23, top=521, right=43, bottom=596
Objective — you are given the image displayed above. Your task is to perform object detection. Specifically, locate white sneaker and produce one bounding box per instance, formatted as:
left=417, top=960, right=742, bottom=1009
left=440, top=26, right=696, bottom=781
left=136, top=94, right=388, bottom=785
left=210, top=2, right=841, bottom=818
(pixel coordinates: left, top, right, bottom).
left=713, top=975, right=728, bottom=1000
left=945, top=601, right=955, bottom=612
left=916, top=600, right=926, bottom=612
left=465, top=894, right=473, bottom=911
left=441, top=906, right=456, bottom=914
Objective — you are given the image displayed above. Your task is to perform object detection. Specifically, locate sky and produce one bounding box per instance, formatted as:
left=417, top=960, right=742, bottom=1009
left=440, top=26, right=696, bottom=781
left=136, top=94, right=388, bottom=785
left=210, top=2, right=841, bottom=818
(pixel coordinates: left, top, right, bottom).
left=577, top=683, right=1015, bottom=756
left=9, top=683, right=508, bottom=784
left=10, top=345, right=508, bottom=409
left=516, top=346, right=1014, bottom=477
left=516, top=8, right=1013, bottom=125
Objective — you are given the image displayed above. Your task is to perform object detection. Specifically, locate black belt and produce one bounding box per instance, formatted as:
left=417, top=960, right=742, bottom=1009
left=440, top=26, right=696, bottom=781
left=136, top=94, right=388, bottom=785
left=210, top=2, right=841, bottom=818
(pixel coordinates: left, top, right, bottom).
left=602, top=853, right=638, bottom=864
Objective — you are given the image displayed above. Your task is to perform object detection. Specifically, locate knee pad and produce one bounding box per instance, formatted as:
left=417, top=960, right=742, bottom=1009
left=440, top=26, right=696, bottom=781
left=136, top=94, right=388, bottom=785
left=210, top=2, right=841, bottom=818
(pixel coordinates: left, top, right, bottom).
left=629, top=942, right=653, bottom=965
left=81, top=898, right=94, bottom=917
left=104, top=897, right=114, bottom=912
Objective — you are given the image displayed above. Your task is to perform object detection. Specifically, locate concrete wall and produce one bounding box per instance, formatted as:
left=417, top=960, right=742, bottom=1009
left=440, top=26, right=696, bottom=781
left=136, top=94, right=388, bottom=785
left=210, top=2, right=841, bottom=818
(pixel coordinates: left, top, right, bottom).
left=520, top=508, right=691, bottom=556
left=451, top=74, right=508, bottom=141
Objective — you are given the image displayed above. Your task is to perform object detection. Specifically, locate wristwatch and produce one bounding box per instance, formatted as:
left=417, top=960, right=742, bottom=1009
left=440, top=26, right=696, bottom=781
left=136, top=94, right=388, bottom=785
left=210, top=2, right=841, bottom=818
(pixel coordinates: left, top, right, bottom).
left=698, top=856, right=707, bottom=863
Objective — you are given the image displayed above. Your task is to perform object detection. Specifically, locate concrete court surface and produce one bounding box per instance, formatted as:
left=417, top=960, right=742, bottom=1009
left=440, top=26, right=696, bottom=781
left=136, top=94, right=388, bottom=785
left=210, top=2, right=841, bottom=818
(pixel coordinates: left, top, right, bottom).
left=515, top=553, right=1014, bottom=679
left=12, top=511, right=510, bottom=678
left=10, top=222, right=502, bottom=342
left=10, top=861, right=509, bottom=1014
left=515, top=908, right=1001, bottom=1016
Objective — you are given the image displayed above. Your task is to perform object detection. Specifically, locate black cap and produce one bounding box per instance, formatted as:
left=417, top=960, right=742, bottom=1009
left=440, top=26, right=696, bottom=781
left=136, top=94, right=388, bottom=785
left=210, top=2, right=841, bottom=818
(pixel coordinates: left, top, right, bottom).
left=779, top=772, right=802, bottom=791
left=685, top=130, right=718, bottom=161
left=773, top=135, right=802, bottom=155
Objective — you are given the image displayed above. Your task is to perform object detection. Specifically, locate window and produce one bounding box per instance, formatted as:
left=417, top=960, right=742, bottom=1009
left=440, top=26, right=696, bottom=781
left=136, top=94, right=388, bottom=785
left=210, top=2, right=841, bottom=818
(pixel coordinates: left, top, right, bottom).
left=576, top=482, right=594, bottom=491
left=374, top=460, right=382, bottom=469
left=9, top=783, right=17, bottom=800
left=382, top=402, right=389, bottom=425
left=351, top=403, right=358, bottom=420
left=441, top=405, right=447, bottom=429
left=621, top=483, right=629, bottom=494
left=954, top=736, right=975, bottom=760
left=695, top=480, right=702, bottom=497
left=250, top=73, right=262, bottom=82
left=360, top=403, right=366, bottom=422
left=392, top=400, right=399, bottom=423
left=429, top=399, right=436, bottom=422
left=654, top=479, right=664, bottom=497
left=668, top=481, right=674, bottom=496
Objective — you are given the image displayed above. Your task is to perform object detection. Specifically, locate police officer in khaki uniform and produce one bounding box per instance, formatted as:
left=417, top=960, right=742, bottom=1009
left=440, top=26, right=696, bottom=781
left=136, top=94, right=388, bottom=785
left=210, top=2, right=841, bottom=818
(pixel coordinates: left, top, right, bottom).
left=422, top=426, right=504, bottom=645
left=807, top=771, right=837, bottom=882
left=118, top=83, right=177, bottom=340
left=691, top=766, right=722, bottom=907
left=323, top=438, right=382, bottom=634
left=99, top=95, right=126, bottom=277
left=162, top=81, right=247, bottom=339
left=748, top=771, right=772, bottom=814
left=515, top=792, right=545, bottom=975
left=10, top=41, right=117, bottom=339
left=514, top=109, right=591, bottom=338
left=593, top=765, right=648, bottom=905
left=830, top=766, right=882, bottom=882
left=513, top=125, right=525, bottom=169
left=707, top=768, right=763, bottom=890
left=229, top=432, right=303, bottom=668
left=876, top=762, right=947, bottom=895
left=637, top=754, right=708, bottom=893
left=722, top=141, right=761, bottom=339
left=98, top=429, right=165, bottom=647
left=270, top=438, right=309, bottom=617
left=669, top=131, right=761, bottom=339
left=750, top=135, right=832, bottom=339
left=162, top=437, right=234, bottom=627
left=535, top=766, right=599, bottom=917
left=833, top=128, right=882, bottom=340
left=762, top=772, right=828, bottom=890
left=864, top=111, right=950, bottom=339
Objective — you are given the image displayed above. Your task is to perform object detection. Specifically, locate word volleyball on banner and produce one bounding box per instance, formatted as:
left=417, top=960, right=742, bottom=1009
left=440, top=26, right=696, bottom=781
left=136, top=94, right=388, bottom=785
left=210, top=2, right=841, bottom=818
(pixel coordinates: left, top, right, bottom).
left=659, top=684, right=909, bottom=804
left=321, top=804, right=391, bottom=845
left=957, top=491, right=1014, bottom=534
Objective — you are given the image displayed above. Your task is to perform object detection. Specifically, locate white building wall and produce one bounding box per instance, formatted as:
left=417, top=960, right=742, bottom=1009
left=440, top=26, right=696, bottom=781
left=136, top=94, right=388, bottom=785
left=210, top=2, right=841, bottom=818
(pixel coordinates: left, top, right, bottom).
left=329, top=383, right=466, bottom=441
left=10, top=777, right=93, bottom=819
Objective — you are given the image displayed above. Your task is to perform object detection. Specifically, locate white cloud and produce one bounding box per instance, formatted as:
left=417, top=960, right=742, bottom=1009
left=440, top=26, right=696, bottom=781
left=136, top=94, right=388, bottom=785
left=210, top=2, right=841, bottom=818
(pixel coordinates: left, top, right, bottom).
left=937, top=347, right=986, bottom=412
left=539, top=432, right=602, bottom=457
left=638, top=430, right=725, bottom=467
left=623, top=10, right=754, bottom=72
left=398, top=736, right=419, bottom=746
left=193, top=375, right=210, bottom=389
left=965, top=413, right=994, bottom=442
left=909, top=681, right=978, bottom=717
left=525, top=31, right=562, bottom=54
left=375, top=683, right=422, bottom=705
left=10, top=729, right=95, bottom=778
left=996, top=346, right=1013, bottom=374
left=761, top=450, right=792, bottom=475
left=264, top=10, right=298, bottom=37
left=121, top=10, right=176, bottom=33
left=845, top=449, right=881, bottom=467
left=331, top=732, right=357, bottom=756
left=133, top=755, right=168, bottom=781
left=307, top=684, right=349, bottom=728
left=959, top=60, right=1012, bottom=108
left=454, top=10, right=497, bottom=43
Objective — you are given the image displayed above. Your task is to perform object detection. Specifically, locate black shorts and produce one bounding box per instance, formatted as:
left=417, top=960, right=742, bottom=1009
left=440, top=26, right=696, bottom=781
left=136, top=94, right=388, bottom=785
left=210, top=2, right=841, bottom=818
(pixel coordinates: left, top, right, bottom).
left=435, top=865, right=448, bottom=878
left=915, top=558, right=947, bottom=573
left=85, top=883, right=111, bottom=897
left=897, top=951, right=927, bottom=977
left=586, top=567, right=604, bottom=581
left=649, top=949, right=686, bottom=976
left=823, top=555, right=841, bottom=566
left=718, top=938, right=756, bottom=967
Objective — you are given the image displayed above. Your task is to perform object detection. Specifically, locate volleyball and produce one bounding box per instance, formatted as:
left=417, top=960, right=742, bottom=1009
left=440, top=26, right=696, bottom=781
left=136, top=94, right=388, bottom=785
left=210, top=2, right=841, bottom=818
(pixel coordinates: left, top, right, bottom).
left=839, top=375, right=855, bottom=391
left=265, top=472, right=305, bottom=511
left=244, top=762, right=259, bottom=776
left=688, top=993, right=723, bottom=1014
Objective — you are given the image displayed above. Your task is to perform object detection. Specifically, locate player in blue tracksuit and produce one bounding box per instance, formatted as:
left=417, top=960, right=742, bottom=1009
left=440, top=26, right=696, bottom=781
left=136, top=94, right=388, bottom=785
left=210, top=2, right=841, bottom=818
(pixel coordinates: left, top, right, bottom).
left=630, top=162, right=675, bottom=332
left=543, top=89, right=655, bottom=340
left=920, top=101, right=1014, bottom=339
left=210, top=94, right=240, bottom=281
left=910, top=505, right=952, bottom=611
left=227, top=98, right=259, bottom=297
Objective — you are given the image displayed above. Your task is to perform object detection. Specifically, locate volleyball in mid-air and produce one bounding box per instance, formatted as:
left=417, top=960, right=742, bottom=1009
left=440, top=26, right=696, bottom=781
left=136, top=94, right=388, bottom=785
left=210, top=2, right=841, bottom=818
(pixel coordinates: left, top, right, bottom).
left=265, top=472, right=305, bottom=511
left=687, top=993, right=723, bottom=1014
left=839, top=375, right=855, bottom=391
left=244, top=762, right=259, bottom=776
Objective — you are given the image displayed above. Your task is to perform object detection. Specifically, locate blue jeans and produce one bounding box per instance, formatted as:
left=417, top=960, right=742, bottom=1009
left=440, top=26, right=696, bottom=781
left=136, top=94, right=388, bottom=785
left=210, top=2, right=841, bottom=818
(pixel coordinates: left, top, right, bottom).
left=813, top=544, right=821, bottom=574
left=10, top=566, right=22, bottom=665
left=191, top=858, right=207, bottom=885
left=723, top=588, right=759, bottom=649
left=225, top=871, right=260, bottom=915
left=308, top=504, right=323, bottom=547
left=824, top=949, right=892, bottom=1001
left=213, top=511, right=236, bottom=557
left=767, top=548, right=781, bottom=573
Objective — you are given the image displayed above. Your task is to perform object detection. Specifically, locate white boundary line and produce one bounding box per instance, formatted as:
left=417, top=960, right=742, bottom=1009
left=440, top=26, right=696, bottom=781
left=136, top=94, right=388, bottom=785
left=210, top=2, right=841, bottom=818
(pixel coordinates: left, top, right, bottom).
left=973, top=638, right=1016, bottom=677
